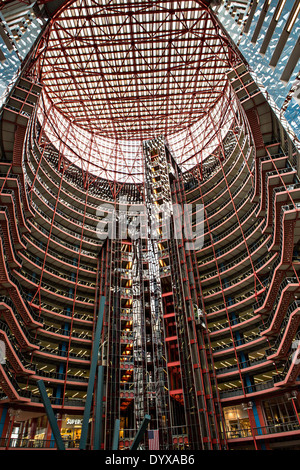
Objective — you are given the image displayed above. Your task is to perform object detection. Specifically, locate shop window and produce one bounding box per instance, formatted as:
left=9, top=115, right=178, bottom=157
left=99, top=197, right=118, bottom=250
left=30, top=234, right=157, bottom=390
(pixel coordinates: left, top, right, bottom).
left=262, top=395, right=299, bottom=426
left=60, top=415, right=83, bottom=448
left=223, top=405, right=251, bottom=438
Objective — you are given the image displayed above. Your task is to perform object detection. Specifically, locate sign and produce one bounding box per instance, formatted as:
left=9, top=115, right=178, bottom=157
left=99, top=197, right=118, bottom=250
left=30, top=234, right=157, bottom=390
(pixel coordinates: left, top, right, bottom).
left=66, top=418, right=82, bottom=426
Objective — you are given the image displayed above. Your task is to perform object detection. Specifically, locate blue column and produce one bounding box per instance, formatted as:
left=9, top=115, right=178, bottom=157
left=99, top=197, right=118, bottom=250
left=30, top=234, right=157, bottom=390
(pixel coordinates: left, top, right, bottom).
left=37, top=380, right=65, bottom=450
left=0, top=406, right=8, bottom=441
left=79, top=296, right=106, bottom=450
left=55, top=278, right=73, bottom=403
left=93, top=365, right=105, bottom=450
left=112, top=419, right=120, bottom=450
left=130, top=415, right=151, bottom=450
left=251, top=401, right=265, bottom=448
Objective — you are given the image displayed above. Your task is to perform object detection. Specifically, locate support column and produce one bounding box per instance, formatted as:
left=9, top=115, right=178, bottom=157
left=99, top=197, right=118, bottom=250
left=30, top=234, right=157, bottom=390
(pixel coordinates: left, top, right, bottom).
left=93, top=365, right=105, bottom=450
left=79, top=295, right=106, bottom=450
left=0, top=405, right=8, bottom=445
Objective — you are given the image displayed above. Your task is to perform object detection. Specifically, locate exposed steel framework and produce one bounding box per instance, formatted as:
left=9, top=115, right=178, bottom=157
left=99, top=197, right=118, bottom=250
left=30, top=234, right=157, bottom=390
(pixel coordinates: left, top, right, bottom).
left=27, top=0, right=241, bottom=183
left=0, top=0, right=300, bottom=453
left=38, top=0, right=236, bottom=138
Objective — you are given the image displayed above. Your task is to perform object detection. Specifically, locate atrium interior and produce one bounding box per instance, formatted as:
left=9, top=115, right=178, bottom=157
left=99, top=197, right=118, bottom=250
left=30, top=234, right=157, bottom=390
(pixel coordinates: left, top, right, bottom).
left=0, top=0, right=299, bottom=451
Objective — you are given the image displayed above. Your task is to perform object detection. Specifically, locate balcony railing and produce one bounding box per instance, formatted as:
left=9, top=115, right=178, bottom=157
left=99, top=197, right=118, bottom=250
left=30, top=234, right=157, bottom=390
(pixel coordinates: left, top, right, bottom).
left=226, top=421, right=300, bottom=439
left=0, top=438, right=61, bottom=449
left=219, top=378, right=275, bottom=398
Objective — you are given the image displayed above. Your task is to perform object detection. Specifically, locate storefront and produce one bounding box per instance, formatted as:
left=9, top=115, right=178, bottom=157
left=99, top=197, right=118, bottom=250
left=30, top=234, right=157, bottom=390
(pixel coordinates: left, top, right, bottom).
left=3, top=412, right=83, bottom=448
left=223, top=405, right=251, bottom=438
left=261, top=394, right=300, bottom=427
left=60, top=416, right=83, bottom=447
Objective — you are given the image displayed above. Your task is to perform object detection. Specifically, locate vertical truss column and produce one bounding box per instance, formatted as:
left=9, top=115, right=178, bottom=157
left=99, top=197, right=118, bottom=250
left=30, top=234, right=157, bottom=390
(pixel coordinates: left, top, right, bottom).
left=101, top=236, right=122, bottom=449
left=132, top=236, right=148, bottom=429
left=143, top=137, right=173, bottom=449
left=168, top=143, right=228, bottom=450
left=143, top=136, right=226, bottom=450
left=144, top=136, right=203, bottom=448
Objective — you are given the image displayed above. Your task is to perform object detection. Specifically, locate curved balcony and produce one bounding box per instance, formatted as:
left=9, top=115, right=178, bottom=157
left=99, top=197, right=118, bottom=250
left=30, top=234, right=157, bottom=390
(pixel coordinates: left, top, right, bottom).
left=0, top=296, right=40, bottom=350
left=37, top=323, right=92, bottom=344
left=19, top=251, right=96, bottom=292
left=0, top=320, right=36, bottom=374
left=215, top=355, right=272, bottom=377
left=23, top=234, right=97, bottom=276
left=259, top=278, right=300, bottom=335
left=200, top=203, right=258, bottom=254
left=184, top=122, right=245, bottom=197
left=200, top=233, right=271, bottom=282
left=34, top=344, right=91, bottom=364
left=25, top=174, right=107, bottom=239
left=0, top=362, right=32, bottom=403
left=33, top=367, right=89, bottom=385
left=189, top=147, right=253, bottom=223
left=219, top=378, right=276, bottom=401
left=15, top=269, right=95, bottom=309
left=205, top=278, right=268, bottom=317
left=30, top=300, right=94, bottom=325
left=226, top=420, right=300, bottom=441
left=212, top=330, right=265, bottom=357
left=208, top=310, right=260, bottom=335
left=198, top=217, right=263, bottom=266
left=188, top=130, right=253, bottom=204
left=202, top=251, right=275, bottom=299
left=31, top=123, right=143, bottom=205
left=27, top=218, right=97, bottom=263
left=266, top=301, right=300, bottom=361
left=30, top=201, right=102, bottom=252
left=273, top=336, right=300, bottom=387
left=25, top=152, right=102, bottom=221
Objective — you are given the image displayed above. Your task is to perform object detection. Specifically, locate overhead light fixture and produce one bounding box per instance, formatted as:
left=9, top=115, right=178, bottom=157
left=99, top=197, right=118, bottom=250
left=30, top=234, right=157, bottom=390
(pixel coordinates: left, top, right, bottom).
left=287, top=3, right=300, bottom=32
left=275, top=0, right=287, bottom=21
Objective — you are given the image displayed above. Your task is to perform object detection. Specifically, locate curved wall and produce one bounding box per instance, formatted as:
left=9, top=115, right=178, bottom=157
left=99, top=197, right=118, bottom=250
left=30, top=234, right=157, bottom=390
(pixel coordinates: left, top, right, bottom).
left=0, top=63, right=300, bottom=450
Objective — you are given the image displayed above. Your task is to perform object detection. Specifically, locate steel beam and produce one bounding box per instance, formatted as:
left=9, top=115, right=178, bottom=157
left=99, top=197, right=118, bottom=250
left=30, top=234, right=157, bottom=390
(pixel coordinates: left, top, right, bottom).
left=280, top=37, right=300, bottom=84
left=93, top=365, right=105, bottom=450
left=79, top=295, right=106, bottom=450
left=130, top=414, right=151, bottom=451
left=37, top=379, right=65, bottom=451
left=112, top=419, right=120, bottom=450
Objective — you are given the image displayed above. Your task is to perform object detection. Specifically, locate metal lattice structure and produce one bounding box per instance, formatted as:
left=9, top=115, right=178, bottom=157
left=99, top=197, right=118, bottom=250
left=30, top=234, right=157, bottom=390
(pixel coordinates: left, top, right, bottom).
left=29, top=0, right=241, bottom=183
left=1, top=0, right=300, bottom=453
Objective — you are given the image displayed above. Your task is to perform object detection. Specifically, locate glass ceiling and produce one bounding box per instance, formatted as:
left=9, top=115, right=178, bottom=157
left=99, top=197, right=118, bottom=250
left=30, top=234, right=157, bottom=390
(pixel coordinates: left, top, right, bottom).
left=36, top=0, right=239, bottom=183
